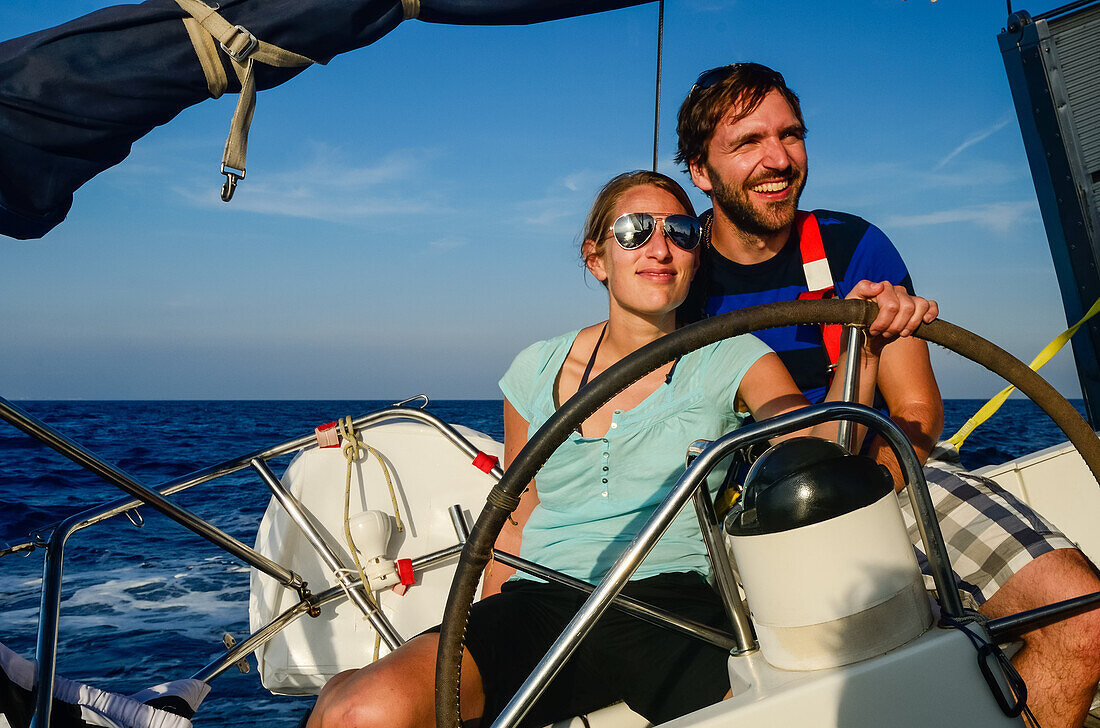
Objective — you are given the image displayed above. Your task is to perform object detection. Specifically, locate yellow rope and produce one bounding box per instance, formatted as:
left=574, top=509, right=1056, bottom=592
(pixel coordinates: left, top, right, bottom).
left=337, top=416, right=404, bottom=661
left=947, top=295, right=1100, bottom=449
left=338, top=418, right=382, bottom=661
left=340, top=417, right=404, bottom=533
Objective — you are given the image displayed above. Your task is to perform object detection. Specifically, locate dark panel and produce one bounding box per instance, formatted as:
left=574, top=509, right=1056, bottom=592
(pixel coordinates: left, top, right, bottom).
left=1000, top=5, right=1100, bottom=426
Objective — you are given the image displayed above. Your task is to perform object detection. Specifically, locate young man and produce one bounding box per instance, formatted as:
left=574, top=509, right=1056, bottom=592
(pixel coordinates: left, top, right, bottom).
left=676, top=62, right=1100, bottom=728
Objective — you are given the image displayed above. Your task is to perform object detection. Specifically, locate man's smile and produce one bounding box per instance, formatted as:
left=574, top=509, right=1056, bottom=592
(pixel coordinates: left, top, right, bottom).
left=749, top=178, right=792, bottom=195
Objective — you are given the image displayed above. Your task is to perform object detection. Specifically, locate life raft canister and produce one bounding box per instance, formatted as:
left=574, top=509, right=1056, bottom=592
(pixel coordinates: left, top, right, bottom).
left=724, top=438, right=932, bottom=671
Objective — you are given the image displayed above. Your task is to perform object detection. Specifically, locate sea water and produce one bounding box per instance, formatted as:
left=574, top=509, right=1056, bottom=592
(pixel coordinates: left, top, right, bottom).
left=0, top=399, right=1087, bottom=725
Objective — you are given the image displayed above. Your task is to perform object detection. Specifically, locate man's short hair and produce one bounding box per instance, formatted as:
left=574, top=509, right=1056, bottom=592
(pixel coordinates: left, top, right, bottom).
left=675, top=62, right=805, bottom=169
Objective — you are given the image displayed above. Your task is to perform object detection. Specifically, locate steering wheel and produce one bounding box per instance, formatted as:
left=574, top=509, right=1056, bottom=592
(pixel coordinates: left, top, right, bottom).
left=435, top=298, right=1100, bottom=728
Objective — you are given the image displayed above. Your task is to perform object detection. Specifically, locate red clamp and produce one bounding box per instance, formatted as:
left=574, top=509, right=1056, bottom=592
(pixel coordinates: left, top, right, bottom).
left=472, top=452, right=499, bottom=474
left=314, top=422, right=341, bottom=448
left=392, top=558, right=415, bottom=596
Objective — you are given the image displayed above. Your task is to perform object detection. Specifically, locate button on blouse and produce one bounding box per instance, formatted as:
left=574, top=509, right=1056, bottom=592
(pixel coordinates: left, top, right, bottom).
left=499, top=328, right=770, bottom=583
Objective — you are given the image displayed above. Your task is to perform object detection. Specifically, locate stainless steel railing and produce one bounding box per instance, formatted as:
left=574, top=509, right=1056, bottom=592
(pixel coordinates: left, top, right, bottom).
left=0, top=396, right=501, bottom=728
left=491, top=402, right=958, bottom=728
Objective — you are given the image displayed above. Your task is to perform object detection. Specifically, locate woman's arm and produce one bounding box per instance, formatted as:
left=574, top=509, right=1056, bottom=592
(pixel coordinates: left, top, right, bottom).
left=736, top=353, right=859, bottom=442
left=480, top=397, right=540, bottom=599
left=736, top=345, right=876, bottom=443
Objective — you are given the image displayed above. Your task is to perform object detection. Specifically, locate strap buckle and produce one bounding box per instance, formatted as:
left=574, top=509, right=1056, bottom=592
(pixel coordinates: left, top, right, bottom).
left=220, top=163, right=245, bottom=202
left=221, top=24, right=258, bottom=63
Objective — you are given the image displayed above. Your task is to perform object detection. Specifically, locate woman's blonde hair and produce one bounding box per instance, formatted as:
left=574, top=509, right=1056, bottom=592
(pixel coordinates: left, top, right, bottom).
left=581, top=171, right=697, bottom=280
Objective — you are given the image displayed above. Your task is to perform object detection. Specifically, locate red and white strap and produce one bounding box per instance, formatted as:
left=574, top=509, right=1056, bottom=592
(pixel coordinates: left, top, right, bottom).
left=794, top=211, right=843, bottom=372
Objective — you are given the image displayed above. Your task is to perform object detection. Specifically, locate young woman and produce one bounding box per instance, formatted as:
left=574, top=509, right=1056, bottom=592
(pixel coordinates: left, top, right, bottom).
left=308, top=171, right=936, bottom=728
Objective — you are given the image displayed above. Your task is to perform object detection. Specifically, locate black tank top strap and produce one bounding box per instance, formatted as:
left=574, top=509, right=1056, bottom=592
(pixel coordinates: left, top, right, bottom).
left=578, top=323, right=607, bottom=390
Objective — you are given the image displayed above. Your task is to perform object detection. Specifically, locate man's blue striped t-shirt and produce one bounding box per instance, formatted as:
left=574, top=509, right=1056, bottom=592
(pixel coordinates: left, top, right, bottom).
left=680, top=209, right=913, bottom=404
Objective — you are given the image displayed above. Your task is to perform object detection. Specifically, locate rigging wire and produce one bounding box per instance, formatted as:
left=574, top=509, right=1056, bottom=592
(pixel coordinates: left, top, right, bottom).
left=652, top=0, right=664, bottom=172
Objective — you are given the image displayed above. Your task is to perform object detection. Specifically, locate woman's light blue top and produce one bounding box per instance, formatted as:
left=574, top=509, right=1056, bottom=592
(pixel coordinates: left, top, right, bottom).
left=499, top=329, right=771, bottom=583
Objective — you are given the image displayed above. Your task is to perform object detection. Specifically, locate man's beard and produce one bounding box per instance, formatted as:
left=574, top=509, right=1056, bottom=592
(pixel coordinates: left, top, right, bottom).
left=708, top=164, right=807, bottom=237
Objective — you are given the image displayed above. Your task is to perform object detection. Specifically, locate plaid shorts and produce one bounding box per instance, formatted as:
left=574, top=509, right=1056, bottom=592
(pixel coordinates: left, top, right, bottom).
left=899, top=450, right=1075, bottom=607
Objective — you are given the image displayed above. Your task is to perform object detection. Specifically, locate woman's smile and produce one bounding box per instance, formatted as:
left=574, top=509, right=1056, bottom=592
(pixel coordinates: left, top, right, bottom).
left=636, top=266, right=678, bottom=282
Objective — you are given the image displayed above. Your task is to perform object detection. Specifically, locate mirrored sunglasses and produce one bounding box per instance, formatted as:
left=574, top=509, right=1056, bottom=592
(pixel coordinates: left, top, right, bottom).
left=610, top=213, right=701, bottom=251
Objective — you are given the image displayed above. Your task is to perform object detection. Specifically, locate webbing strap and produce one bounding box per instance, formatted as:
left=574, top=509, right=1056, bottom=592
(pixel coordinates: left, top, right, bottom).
left=796, top=211, right=834, bottom=292
left=402, top=0, right=421, bottom=19
left=181, top=17, right=227, bottom=98
left=174, top=0, right=316, bottom=200
left=175, top=0, right=315, bottom=70
left=948, top=293, right=1100, bottom=448
left=794, top=211, right=843, bottom=370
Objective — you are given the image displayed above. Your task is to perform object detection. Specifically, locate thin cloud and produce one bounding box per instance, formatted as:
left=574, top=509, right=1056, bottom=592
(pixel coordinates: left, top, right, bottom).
left=174, top=145, right=441, bottom=221
left=563, top=170, right=600, bottom=193
left=516, top=197, right=579, bottom=228
left=429, top=238, right=466, bottom=250
left=883, top=201, right=1035, bottom=234
left=514, top=181, right=589, bottom=229
left=809, top=157, right=1024, bottom=212
left=934, top=119, right=1011, bottom=170
left=515, top=164, right=672, bottom=229
left=922, top=159, right=1023, bottom=188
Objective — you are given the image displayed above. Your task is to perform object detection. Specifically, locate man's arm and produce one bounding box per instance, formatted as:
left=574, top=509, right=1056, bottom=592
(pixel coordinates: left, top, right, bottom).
left=865, top=335, right=944, bottom=490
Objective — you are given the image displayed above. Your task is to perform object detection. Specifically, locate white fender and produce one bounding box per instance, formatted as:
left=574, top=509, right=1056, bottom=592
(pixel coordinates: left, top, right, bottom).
left=248, top=419, right=502, bottom=695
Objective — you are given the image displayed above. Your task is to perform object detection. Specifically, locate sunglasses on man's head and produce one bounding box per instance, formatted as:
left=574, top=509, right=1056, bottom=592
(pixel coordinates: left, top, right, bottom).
left=690, top=61, right=783, bottom=95
left=610, top=213, right=701, bottom=251
left=691, top=63, right=743, bottom=93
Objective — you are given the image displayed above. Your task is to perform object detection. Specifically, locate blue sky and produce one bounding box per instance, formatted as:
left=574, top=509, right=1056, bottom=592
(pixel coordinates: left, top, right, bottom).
left=0, top=0, right=1083, bottom=400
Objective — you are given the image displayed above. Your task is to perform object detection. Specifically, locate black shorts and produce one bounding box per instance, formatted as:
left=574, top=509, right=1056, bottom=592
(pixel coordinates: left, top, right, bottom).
left=430, top=572, right=732, bottom=727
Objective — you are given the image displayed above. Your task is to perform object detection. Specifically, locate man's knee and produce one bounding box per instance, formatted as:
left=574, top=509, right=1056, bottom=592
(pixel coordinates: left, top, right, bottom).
left=319, top=693, right=393, bottom=728
left=1037, top=550, right=1100, bottom=661
left=310, top=635, right=444, bottom=728
left=313, top=668, right=424, bottom=728
left=985, top=548, right=1100, bottom=656
left=985, top=549, right=1096, bottom=609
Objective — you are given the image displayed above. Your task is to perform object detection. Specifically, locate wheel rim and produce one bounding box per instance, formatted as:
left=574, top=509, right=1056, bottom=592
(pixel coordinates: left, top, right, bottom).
left=435, top=298, right=1100, bottom=728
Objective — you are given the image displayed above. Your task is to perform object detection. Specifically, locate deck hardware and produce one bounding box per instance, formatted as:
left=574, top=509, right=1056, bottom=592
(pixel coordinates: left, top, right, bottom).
left=2, top=534, right=46, bottom=558
left=449, top=505, right=470, bottom=543
left=392, top=394, right=429, bottom=409
left=296, top=583, right=322, bottom=618
left=2, top=541, right=34, bottom=558
left=124, top=508, right=144, bottom=528
left=686, top=441, right=757, bottom=655
left=836, top=327, right=864, bottom=452
left=221, top=633, right=251, bottom=673
left=940, top=613, right=1028, bottom=719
